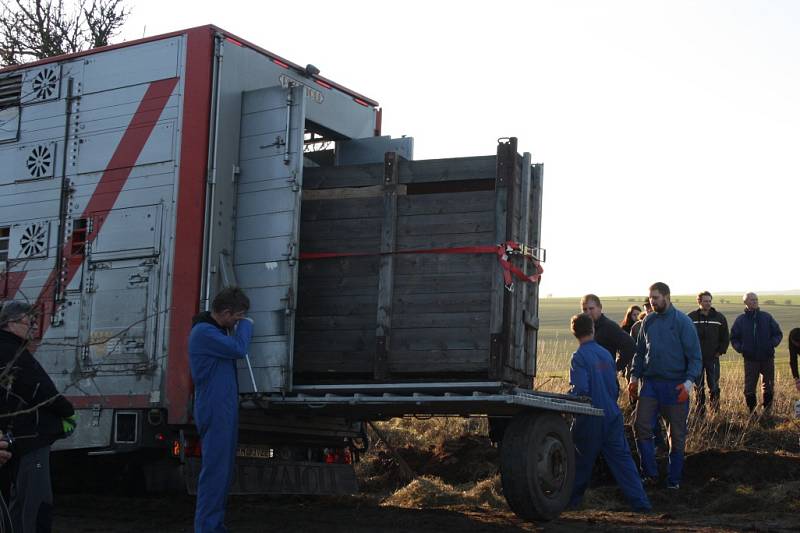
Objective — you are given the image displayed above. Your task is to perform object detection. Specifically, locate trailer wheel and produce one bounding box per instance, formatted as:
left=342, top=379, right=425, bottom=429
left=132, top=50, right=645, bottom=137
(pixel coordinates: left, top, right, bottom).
left=500, top=412, right=574, bottom=522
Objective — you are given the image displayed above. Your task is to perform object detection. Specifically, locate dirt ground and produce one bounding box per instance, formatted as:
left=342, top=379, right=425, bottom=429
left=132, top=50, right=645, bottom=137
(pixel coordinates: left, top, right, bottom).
left=52, top=442, right=800, bottom=532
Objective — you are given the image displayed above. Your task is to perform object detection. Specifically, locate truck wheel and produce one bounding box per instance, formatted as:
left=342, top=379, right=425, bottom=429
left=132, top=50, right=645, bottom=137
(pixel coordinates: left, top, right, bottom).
left=500, top=412, right=574, bottom=522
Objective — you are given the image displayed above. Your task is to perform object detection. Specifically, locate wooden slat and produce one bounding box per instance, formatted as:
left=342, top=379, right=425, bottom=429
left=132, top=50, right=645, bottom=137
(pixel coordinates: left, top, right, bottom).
left=394, top=271, right=492, bottom=295
left=397, top=190, right=495, bottom=216
left=392, top=327, right=489, bottom=351
left=396, top=231, right=495, bottom=250
left=293, top=351, right=373, bottom=373
left=296, top=315, right=378, bottom=331
left=300, top=256, right=379, bottom=277
left=393, top=291, right=491, bottom=314
left=300, top=218, right=382, bottom=240
left=398, top=210, right=495, bottom=236
left=294, top=330, right=376, bottom=352
left=375, top=152, right=399, bottom=380
left=394, top=253, right=494, bottom=275
left=397, top=156, right=496, bottom=183
left=303, top=164, right=384, bottom=189
left=296, top=294, right=377, bottom=316
left=388, top=350, right=487, bottom=372
left=301, top=197, right=384, bottom=221
left=489, top=139, right=516, bottom=379
left=392, top=311, right=491, bottom=329
left=302, top=184, right=407, bottom=201
left=512, top=153, right=533, bottom=377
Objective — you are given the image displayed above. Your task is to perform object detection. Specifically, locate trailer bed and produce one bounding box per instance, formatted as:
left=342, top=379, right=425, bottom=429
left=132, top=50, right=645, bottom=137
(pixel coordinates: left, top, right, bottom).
left=242, top=383, right=602, bottom=418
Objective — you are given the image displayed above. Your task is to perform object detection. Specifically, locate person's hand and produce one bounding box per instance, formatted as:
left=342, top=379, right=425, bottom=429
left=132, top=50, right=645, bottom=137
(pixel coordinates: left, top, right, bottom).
left=628, top=378, right=639, bottom=402
left=795, top=378, right=800, bottom=393
left=0, top=434, right=12, bottom=466
left=240, top=317, right=254, bottom=324
left=62, top=415, right=78, bottom=437
left=675, top=380, right=694, bottom=403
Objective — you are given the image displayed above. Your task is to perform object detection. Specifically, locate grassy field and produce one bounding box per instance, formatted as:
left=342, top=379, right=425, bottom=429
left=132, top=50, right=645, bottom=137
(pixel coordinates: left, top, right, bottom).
left=536, top=294, right=800, bottom=378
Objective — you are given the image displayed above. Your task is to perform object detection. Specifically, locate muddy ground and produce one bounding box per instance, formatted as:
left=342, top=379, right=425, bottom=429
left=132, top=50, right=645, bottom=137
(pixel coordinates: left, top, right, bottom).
left=53, top=440, right=800, bottom=532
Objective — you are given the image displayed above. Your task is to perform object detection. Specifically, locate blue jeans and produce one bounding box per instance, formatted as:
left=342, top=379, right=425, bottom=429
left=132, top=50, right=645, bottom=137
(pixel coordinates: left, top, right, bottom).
left=633, top=379, right=690, bottom=486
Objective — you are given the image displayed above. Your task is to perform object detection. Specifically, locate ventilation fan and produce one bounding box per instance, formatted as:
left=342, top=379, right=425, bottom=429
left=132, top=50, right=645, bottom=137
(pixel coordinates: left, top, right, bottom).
left=31, top=68, right=58, bottom=101
left=26, top=145, right=52, bottom=179
left=18, top=223, right=48, bottom=258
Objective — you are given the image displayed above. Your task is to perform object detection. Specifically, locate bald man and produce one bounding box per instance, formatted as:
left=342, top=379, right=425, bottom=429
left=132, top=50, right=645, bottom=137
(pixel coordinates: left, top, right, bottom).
left=730, top=292, right=783, bottom=414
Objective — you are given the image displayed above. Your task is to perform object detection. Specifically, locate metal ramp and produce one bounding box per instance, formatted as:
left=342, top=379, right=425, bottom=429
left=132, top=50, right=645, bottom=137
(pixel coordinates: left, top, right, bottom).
left=240, top=382, right=602, bottom=418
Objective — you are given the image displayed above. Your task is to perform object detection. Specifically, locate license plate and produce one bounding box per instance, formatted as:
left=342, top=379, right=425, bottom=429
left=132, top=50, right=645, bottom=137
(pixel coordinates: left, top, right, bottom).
left=237, top=445, right=273, bottom=459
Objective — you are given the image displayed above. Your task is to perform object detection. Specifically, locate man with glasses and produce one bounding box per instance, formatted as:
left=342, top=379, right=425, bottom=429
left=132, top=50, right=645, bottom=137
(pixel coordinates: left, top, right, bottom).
left=0, top=300, right=75, bottom=533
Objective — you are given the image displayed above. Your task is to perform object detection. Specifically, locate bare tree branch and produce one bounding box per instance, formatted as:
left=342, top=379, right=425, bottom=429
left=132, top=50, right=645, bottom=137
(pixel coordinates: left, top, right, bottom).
left=0, top=0, right=130, bottom=66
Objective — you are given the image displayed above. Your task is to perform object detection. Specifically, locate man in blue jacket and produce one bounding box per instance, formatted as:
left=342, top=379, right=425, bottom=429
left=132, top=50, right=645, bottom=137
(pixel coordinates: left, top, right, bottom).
left=730, top=292, right=783, bottom=414
left=568, top=313, right=651, bottom=512
left=189, top=287, right=254, bottom=533
left=629, top=282, right=701, bottom=490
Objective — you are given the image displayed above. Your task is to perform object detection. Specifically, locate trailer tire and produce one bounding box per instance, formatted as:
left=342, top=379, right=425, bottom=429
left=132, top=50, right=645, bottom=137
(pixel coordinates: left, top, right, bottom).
left=500, top=412, right=574, bottom=522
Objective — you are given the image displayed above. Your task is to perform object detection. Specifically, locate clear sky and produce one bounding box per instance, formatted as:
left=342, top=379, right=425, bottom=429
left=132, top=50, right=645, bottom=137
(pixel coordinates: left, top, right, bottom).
left=120, top=0, right=799, bottom=297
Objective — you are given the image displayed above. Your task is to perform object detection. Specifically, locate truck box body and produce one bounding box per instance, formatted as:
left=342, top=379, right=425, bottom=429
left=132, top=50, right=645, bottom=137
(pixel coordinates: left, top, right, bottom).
left=294, top=149, right=543, bottom=385
left=0, top=25, right=543, bottom=454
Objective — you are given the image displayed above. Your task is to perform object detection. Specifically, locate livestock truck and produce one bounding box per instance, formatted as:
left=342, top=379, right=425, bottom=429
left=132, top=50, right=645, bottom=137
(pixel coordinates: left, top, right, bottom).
left=0, top=25, right=600, bottom=521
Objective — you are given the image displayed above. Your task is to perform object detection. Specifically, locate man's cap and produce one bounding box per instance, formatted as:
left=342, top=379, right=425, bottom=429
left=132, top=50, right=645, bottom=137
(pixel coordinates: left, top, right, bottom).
left=0, top=301, right=33, bottom=328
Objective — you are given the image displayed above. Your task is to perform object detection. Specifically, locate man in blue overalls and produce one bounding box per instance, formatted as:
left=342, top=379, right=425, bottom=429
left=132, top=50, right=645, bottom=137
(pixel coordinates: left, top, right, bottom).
left=189, top=287, right=254, bottom=533
left=568, top=313, right=651, bottom=512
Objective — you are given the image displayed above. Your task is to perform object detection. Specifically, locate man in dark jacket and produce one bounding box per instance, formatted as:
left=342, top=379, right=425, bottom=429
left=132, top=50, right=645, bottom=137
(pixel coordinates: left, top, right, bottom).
left=687, top=291, right=729, bottom=414
left=789, top=328, right=800, bottom=393
left=189, top=287, right=253, bottom=533
left=581, top=294, right=636, bottom=373
left=730, top=292, right=783, bottom=413
left=0, top=300, right=75, bottom=533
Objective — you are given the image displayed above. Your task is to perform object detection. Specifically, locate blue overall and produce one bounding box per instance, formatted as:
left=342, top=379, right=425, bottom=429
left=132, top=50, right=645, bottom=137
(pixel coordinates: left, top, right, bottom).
left=189, top=315, right=253, bottom=533
left=569, top=340, right=651, bottom=511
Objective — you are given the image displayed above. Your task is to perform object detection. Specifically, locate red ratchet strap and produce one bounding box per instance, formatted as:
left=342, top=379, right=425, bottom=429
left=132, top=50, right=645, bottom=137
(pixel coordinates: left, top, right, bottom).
left=299, top=241, right=544, bottom=291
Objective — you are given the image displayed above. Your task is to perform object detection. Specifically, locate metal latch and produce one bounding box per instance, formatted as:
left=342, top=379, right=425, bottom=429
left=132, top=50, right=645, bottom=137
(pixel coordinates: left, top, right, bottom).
left=91, top=404, right=102, bottom=427
left=127, top=272, right=149, bottom=286
left=284, top=242, right=296, bottom=267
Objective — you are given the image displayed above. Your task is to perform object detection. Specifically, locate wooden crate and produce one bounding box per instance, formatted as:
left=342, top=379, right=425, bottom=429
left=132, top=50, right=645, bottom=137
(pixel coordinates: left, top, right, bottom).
left=293, top=139, right=543, bottom=386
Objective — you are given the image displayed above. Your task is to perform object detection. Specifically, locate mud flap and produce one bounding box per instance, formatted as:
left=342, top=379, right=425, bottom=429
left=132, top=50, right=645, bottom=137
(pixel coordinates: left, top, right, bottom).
left=184, top=457, right=358, bottom=495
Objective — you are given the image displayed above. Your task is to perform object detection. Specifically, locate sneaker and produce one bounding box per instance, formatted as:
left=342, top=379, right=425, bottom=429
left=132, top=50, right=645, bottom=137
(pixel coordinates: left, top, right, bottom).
left=667, top=481, right=680, bottom=490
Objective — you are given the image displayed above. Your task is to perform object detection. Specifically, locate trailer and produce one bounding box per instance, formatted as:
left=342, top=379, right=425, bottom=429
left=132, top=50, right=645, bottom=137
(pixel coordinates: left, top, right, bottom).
left=0, top=25, right=601, bottom=521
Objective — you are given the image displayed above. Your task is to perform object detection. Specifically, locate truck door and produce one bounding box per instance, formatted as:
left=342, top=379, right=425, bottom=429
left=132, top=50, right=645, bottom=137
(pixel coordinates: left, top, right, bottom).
left=233, top=85, right=306, bottom=393
left=80, top=205, right=162, bottom=368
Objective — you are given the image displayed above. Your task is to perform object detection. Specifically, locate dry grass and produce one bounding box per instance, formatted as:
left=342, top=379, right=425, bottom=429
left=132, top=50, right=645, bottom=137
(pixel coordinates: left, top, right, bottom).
left=381, top=475, right=506, bottom=510
left=366, top=338, right=800, bottom=512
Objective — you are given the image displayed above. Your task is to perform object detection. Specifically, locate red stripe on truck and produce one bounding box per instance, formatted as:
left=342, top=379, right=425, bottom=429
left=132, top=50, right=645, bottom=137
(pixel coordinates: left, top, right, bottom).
left=29, top=77, right=179, bottom=345
left=166, top=27, right=215, bottom=425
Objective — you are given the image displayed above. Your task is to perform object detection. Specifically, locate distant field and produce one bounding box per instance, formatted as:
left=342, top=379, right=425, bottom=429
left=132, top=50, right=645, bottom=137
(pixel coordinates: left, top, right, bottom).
left=536, top=295, right=800, bottom=377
